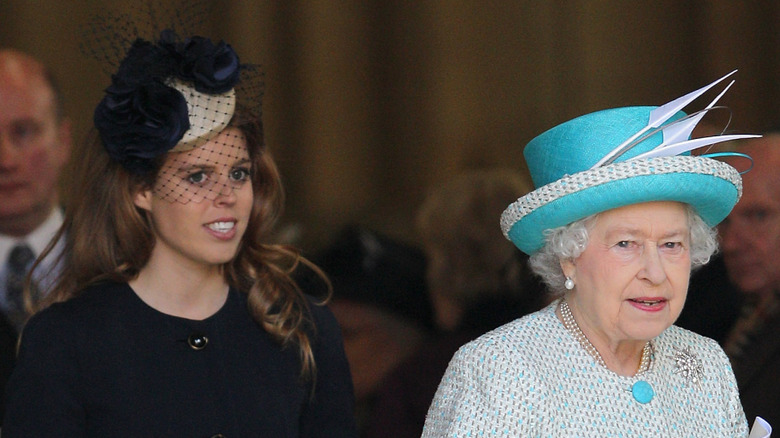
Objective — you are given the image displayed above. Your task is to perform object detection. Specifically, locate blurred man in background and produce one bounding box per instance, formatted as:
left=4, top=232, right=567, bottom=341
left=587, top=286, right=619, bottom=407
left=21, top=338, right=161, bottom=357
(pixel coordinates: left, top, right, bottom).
left=679, top=135, right=780, bottom=428
left=0, top=48, right=72, bottom=419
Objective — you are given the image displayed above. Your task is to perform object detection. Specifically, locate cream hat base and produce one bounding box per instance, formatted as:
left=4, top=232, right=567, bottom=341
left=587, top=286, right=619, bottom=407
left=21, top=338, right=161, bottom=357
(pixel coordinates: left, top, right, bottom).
left=168, top=78, right=236, bottom=153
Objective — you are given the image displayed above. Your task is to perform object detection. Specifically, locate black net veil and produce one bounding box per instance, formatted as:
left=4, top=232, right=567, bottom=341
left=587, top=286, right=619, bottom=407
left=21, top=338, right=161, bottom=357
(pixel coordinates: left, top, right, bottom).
left=81, top=0, right=264, bottom=205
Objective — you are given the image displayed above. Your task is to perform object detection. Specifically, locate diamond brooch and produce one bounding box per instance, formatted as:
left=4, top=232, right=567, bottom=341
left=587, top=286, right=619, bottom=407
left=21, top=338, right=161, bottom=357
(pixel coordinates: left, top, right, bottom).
left=671, top=347, right=704, bottom=387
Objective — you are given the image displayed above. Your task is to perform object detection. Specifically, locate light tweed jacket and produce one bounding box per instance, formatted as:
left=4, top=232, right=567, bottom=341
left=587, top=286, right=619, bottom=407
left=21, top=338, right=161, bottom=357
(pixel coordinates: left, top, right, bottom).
left=422, top=301, right=748, bottom=437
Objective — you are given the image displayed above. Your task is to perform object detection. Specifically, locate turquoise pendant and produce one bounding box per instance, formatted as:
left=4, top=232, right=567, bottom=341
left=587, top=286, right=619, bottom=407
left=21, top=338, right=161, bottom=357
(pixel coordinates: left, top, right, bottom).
left=631, top=380, right=654, bottom=404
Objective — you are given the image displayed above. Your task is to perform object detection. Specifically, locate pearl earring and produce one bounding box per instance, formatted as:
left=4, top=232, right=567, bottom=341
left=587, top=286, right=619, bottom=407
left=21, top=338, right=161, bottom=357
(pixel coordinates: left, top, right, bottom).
left=564, top=277, right=575, bottom=290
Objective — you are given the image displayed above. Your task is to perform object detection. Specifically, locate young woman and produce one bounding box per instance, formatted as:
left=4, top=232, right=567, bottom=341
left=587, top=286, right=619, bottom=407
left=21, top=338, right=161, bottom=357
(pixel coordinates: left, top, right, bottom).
left=3, top=27, right=357, bottom=437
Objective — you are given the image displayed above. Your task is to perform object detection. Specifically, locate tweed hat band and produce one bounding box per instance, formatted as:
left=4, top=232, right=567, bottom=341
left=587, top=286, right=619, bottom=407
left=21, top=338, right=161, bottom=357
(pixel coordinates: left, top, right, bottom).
left=501, top=155, right=742, bottom=254
left=501, top=155, right=742, bottom=228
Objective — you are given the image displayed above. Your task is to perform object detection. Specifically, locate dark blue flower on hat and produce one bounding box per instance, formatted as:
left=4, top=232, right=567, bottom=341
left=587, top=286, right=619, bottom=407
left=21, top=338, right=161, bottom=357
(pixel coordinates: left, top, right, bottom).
left=159, top=30, right=240, bottom=94
left=112, top=38, right=175, bottom=86
left=94, top=76, right=190, bottom=174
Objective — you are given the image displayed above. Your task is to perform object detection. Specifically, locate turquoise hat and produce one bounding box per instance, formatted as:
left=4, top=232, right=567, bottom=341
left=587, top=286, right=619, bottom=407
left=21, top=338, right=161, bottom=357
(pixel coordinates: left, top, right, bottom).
left=500, top=76, right=758, bottom=255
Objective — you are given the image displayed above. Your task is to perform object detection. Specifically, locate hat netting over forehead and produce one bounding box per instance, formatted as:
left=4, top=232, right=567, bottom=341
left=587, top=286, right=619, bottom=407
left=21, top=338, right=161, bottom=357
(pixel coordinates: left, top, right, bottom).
left=83, top=0, right=264, bottom=204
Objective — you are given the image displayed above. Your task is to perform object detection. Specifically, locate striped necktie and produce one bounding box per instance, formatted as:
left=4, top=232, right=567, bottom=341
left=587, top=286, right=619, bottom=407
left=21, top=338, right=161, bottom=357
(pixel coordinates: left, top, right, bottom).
left=5, top=243, right=36, bottom=331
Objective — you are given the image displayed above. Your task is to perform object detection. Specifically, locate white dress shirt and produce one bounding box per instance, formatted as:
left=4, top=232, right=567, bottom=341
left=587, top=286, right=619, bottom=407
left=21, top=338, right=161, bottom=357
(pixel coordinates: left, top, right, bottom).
left=0, top=209, right=64, bottom=311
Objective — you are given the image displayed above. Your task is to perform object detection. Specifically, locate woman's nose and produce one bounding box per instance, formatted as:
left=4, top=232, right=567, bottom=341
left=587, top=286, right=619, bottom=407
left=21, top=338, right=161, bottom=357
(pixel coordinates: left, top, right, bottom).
left=638, top=245, right=667, bottom=284
left=212, top=176, right=237, bottom=205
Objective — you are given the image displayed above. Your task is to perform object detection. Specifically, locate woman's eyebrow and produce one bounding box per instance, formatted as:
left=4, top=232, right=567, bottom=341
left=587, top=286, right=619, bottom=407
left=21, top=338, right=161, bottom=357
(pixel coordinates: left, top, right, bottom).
left=659, top=229, right=688, bottom=239
left=604, top=227, right=642, bottom=239
left=173, top=163, right=213, bottom=173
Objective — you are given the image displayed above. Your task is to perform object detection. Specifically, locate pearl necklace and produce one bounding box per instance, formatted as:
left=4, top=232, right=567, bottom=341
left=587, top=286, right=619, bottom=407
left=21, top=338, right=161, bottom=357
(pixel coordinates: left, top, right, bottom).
left=559, top=299, right=655, bottom=403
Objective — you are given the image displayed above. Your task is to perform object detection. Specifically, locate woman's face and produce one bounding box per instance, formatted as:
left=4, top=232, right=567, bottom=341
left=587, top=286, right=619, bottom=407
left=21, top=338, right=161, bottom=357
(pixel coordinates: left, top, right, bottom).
left=562, top=201, right=691, bottom=348
left=134, top=128, right=253, bottom=270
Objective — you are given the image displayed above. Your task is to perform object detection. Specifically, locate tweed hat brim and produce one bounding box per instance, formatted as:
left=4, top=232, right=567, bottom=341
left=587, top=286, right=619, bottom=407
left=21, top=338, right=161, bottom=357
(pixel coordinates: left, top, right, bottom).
left=500, top=155, right=742, bottom=255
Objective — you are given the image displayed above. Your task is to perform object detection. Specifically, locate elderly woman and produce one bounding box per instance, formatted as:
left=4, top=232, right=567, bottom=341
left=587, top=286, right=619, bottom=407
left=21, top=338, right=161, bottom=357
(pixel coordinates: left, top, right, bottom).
left=421, top=73, right=758, bottom=437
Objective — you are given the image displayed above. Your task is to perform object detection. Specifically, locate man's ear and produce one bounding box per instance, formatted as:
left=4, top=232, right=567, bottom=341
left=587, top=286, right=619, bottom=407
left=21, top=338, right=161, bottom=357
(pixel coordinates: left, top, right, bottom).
left=134, top=188, right=153, bottom=212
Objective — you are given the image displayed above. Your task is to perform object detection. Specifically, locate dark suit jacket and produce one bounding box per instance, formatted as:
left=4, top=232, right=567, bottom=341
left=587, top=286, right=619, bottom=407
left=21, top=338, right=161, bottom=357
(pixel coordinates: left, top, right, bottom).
left=677, top=255, right=744, bottom=344
left=731, top=311, right=780, bottom=429
left=0, top=313, right=17, bottom=425
left=679, top=255, right=779, bottom=429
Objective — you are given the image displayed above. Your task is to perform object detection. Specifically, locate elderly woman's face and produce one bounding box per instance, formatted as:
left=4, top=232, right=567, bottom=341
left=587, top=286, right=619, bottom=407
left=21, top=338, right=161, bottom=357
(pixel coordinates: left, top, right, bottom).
left=562, top=201, right=691, bottom=346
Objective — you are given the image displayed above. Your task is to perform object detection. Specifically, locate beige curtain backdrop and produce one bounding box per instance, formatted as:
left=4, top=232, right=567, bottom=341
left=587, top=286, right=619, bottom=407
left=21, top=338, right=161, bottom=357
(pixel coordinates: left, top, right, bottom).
left=2, top=1, right=779, bottom=251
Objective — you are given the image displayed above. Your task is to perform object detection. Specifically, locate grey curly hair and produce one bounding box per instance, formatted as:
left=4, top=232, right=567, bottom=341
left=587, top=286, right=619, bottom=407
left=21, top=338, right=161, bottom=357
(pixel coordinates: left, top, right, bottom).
left=528, top=204, right=719, bottom=296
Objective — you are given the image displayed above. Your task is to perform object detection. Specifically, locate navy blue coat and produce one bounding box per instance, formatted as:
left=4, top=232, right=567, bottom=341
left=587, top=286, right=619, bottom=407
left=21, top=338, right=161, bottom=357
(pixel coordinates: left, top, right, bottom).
left=3, top=282, right=357, bottom=437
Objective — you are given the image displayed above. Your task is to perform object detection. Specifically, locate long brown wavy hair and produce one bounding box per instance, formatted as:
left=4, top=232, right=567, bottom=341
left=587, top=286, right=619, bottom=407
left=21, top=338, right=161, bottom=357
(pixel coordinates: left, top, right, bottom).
left=32, top=106, right=326, bottom=379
